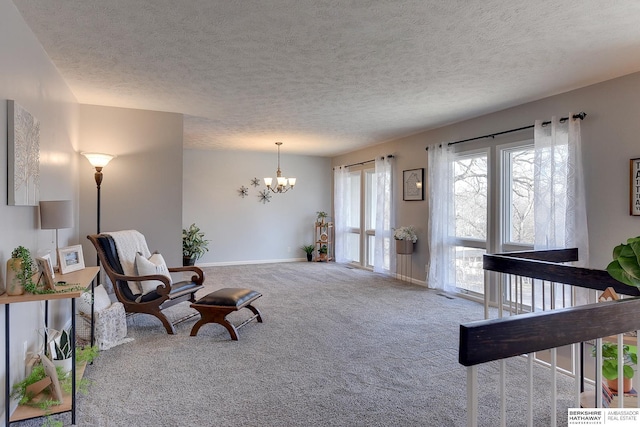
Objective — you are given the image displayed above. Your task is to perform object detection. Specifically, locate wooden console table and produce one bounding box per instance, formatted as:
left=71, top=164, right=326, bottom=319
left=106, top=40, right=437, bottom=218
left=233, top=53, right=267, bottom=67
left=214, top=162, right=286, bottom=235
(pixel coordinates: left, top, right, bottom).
left=1, top=266, right=99, bottom=425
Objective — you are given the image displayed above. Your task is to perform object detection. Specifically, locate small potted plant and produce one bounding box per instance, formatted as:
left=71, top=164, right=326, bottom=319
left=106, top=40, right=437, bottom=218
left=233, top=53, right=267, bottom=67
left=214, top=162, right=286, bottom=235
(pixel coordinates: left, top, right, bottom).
left=301, top=244, right=315, bottom=262
left=393, top=226, right=418, bottom=255
left=182, top=223, right=210, bottom=266
left=49, top=327, right=74, bottom=373
left=592, top=342, right=637, bottom=392
left=316, top=211, right=329, bottom=225
left=318, top=244, right=328, bottom=262
left=6, top=246, right=37, bottom=296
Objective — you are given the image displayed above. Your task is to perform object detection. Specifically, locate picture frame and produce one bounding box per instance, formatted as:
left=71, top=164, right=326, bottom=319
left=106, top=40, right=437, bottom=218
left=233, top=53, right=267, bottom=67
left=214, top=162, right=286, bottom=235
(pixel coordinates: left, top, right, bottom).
left=58, top=244, right=85, bottom=274
left=403, top=168, right=424, bottom=201
left=36, top=254, right=56, bottom=291
left=631, top=158, right=640, bottom=216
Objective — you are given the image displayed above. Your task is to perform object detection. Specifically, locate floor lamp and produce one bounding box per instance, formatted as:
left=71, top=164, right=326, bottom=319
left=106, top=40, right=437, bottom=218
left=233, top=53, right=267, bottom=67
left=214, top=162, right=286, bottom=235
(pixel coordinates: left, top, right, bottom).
left=39, top=200, right=74, bottom=272
left=81, top=152, right=116, bottom=234
left=81, top=152, right=116, bottom=346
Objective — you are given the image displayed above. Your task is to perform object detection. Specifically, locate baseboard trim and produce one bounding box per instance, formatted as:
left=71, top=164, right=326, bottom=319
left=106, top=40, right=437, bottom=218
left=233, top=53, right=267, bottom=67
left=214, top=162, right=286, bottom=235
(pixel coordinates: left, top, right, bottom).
left=197, top=258, right=305, bottom=267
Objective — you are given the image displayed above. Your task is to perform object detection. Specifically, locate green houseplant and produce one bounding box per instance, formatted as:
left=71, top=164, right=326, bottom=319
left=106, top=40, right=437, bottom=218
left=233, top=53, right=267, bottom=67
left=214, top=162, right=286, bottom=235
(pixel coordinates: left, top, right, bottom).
left=606, top=236, right=640, bottom=288
left=6, top=246, right=37, bottom=296
left=318, top=244, right=328, bottom=261
left=316, top=211, right=329, bottom=225
left=301, top=244, right=314, bottom=262
left=51, top=328, right=73, bottom=372
left=592, top=342, right=637, bottom=392
left=182, top=223, right=210, bottom=266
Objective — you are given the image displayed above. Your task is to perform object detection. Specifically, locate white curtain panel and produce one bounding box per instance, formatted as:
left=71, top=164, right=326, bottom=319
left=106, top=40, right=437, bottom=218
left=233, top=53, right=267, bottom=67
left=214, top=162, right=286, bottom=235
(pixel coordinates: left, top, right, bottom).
left=333, top=166, right=349, bottom=263
left=534, top=114, right=592, bottom=305
left=374, top=156, right=394, bottom=275
left=426, top=144, right=456, bottom=291
left=533, top=115, right=589, bottom=264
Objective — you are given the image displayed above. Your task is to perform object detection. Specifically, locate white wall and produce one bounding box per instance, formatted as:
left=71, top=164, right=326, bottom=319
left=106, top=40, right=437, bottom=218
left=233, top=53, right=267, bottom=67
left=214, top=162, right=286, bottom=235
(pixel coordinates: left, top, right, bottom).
left=183, top=149, right=332, bottom=264
left=333, top=71, right=640, bottom=283
left=0, top=0, right=79, bottom=418
left=78, top=105, right=184, bottom=266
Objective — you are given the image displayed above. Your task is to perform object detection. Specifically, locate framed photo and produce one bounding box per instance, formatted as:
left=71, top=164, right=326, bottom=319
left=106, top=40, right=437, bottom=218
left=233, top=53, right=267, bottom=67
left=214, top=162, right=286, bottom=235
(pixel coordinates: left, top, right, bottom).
left=58, top=244, right=85, bottom=274
left=403, top=168, right=424, bottom=201
left=631, top=158, right=640, bottom=216
left=36, top=254, right=56, bottom=291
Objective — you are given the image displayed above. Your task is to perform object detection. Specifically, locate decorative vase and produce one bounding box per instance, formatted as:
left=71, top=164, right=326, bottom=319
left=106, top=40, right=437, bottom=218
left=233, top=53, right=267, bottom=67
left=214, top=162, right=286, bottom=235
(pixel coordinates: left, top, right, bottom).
left=6, top=258, right=25, bottom=296
left=183, top=256, right=195, bottom=266
left=306, top=253, right=313, bottom=262
left=607, top=377, right=632, bottom=393
left=395, top=240, right=414, bottom=255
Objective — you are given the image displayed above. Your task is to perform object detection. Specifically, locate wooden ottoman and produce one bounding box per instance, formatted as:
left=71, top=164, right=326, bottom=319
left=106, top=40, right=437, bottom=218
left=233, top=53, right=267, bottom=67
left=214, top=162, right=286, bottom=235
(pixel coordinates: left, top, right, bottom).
left=190, top=288, right=263, bottom=340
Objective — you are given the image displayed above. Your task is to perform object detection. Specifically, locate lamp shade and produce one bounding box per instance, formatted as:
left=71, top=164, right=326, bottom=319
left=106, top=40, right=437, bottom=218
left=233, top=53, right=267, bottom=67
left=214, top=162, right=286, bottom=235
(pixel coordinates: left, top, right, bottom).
left=81, top=152, right=115, bottom=168
left=39, top=200, right=74, bottom=230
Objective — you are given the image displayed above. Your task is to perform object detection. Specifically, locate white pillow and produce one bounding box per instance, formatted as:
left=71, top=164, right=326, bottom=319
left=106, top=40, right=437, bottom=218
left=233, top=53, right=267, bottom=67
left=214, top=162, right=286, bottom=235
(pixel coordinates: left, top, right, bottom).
left=135, top=252, right=172, bottom=295
left=76, top=285, right=112, bottom=315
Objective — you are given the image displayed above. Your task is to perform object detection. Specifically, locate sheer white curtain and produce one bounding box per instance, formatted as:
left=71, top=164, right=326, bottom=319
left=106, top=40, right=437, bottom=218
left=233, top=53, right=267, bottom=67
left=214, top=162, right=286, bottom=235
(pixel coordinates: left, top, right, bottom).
left=426, top=144, right=456, bottom=291
left=374, top=156, right=394, bottom=274
left=334, top=166, right=350, bottom=263
left=534, top=114, right=589, bottom=264
left=534, top=114, right=591, bottom=305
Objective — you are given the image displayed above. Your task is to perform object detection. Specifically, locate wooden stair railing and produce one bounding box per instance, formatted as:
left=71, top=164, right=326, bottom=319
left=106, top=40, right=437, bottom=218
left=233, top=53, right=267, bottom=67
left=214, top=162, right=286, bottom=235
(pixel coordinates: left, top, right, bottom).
left=459, top=296, right=640, bottom=367
left=459, top=249, right=640, bottom=426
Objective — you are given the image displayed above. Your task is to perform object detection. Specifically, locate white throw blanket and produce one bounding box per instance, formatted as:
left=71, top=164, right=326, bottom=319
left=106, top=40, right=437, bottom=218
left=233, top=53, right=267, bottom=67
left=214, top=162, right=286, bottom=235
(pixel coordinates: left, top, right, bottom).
left=104, top=230, right=152, bottom=294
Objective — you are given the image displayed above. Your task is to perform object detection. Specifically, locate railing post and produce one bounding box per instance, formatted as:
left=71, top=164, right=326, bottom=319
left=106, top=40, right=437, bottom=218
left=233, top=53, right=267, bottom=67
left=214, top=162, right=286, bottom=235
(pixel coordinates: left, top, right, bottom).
left=467, top=365, right=478, bottom=427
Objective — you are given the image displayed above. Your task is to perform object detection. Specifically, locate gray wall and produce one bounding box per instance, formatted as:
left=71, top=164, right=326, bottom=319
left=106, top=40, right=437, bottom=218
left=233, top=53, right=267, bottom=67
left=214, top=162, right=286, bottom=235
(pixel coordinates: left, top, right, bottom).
left=78, top=105, right=184, bottom=266
left=333, top=71, right=640, bottom=283
left=183, top=149, right=332, bottom=264
left=0, top=0, right=79, bottom=417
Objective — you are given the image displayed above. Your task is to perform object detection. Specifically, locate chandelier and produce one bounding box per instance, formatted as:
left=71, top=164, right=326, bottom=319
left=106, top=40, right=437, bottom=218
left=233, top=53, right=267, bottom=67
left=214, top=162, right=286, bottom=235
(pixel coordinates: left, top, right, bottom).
left=264, top=142, right=296, bottom=193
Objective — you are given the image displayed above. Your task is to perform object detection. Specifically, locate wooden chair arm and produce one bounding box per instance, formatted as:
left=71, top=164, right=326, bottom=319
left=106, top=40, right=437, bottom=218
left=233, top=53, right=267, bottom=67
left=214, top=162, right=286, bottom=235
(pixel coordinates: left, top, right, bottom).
left=168, top=265, right=205, bottom=286
left=108, top=271, right=172, bottom=297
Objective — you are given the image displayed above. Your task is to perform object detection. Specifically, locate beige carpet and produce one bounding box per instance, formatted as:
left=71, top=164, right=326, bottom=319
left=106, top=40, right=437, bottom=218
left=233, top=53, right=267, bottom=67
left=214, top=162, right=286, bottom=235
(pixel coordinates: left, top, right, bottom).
left=14, top=262, right=578, bottom=426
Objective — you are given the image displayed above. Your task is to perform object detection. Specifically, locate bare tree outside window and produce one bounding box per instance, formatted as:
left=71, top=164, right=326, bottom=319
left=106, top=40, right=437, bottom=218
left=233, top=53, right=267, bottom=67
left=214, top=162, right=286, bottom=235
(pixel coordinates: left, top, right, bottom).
left=509, top=148, right=535, bottom=244
left=454, top=156, right=488, bottom=240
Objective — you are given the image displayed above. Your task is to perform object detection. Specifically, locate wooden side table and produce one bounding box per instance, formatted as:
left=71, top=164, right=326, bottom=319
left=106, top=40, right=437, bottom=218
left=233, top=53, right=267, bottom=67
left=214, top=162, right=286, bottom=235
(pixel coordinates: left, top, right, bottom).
left=1, top=266, right=99, bottom=425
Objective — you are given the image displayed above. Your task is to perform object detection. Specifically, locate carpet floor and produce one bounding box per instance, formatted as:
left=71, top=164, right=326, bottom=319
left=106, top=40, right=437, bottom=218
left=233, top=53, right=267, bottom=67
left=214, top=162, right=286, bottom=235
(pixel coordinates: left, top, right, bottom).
left=15, top=262, right=580, bottom=426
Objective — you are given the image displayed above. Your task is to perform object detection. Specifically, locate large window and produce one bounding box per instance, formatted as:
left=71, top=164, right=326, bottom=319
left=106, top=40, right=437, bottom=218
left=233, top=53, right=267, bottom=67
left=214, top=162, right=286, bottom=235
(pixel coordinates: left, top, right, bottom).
left=344, top=167, right=377, bottom=268
left=345, top=171, right=361, bottom=263
left=451, top=142, right=535, bottom=296
left=452, top=152, right=488, bottom=294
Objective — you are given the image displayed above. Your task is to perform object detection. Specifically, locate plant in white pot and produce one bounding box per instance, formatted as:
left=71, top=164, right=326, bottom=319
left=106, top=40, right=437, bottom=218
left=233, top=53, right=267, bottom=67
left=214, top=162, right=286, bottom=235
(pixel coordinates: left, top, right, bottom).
left=182, top=223, right=210, bottom=266
left=49, top=327, right=74, bottom=373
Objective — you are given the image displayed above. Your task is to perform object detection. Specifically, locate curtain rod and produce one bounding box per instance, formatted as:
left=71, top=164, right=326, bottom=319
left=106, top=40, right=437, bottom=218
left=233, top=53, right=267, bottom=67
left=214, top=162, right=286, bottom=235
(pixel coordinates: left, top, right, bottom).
left=335, top=155, right=394, bottom=169
left=425, top=112, right=587, bottom=150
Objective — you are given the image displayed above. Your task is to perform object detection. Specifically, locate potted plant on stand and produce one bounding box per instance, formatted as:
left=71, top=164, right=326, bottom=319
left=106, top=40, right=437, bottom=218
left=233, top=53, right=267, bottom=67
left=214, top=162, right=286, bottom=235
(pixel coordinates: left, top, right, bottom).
left=49, top=327, right=74, bottom=373
left=316, top=211, right=329, bottom=225
left=182, top=223, right=210, bottom=266
left=318, top=244, right=328, bottom=262
left=393, top=226, right=418, bottom=254
left=301, top=245, right=314, bottom=262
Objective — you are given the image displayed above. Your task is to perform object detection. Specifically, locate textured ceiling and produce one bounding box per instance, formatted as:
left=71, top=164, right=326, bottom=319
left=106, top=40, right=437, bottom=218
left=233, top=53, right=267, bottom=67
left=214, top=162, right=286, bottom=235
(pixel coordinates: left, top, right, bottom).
left=11, top=0, right=640, bottom=156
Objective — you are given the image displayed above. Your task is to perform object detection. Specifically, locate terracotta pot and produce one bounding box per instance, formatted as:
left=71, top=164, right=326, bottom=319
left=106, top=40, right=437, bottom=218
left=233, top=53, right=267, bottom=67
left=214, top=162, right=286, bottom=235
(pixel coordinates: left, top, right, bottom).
left=396, top=240, right=414, bottom=255
left=6, top=258, right=25, bottom=296
left=607, top=377, right=632, bottom=393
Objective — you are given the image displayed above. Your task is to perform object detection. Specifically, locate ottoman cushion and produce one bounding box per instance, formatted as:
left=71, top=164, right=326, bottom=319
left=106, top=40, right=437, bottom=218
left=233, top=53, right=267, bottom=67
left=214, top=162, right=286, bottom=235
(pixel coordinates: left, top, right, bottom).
left=196, top=288, right=261, bottom=308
